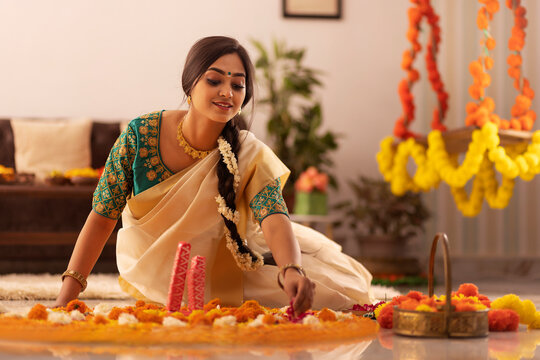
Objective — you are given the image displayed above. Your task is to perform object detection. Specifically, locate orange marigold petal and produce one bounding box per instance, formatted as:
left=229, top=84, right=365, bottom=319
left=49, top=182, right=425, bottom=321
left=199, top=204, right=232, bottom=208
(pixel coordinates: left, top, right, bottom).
left=407, top=28, right=419, bottom=42
left=489, top=309, right=519, bottom=331
left=477, top=115, right=489, bottom=127
left=515, top=6, right=526, bottom=17
left=519, top=116, right=533, bottom=131
left=481, top=97, right=495, bottom=113
left=66, top=299, right=90, bottom=314
left=506, top=0, right=521, bottom=9
left=408, top=69, right=420, bottom=82
left=523, top=87, right=535, bottom=100
left=480, top=73, right=491, bottom=87
left=401, top=50, right=413, bottom=70
left=457, top=283, right=479, bottom=297
left=486, top=0, right=500, bottom=14
left=484, top=56, right=494, bottom=70
left=486, top=38, right=496, bottom=50
left=466, top=102, right=479, bottom=115
left=477, top=9, right=489, bottom=30
left=28, top=304, right=48, bottom=321
left=515, top=17, right=527, bottom=29
left=526, top=110, right=537, bottom=122
left=510, top=118, right=522, bottom=130
left=469, top=85, right=483, bottom=100
left=317, top=308, right=337, bottom=322
left=490, top=114, right=501, bottom=127
left=469, top=61, right=484, bottom=77
left=507, top=54, right=522, bottom=67
left=203, top=298, right=221, bottom=312
left=508, top=66, right=521, bottom=80
left=516, top=94, right=532, bottom=110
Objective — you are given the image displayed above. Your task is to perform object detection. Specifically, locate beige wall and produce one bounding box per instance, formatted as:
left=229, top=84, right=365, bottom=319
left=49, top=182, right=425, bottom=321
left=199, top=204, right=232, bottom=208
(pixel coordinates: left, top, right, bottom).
left=1, top=0, right=539, bottom=256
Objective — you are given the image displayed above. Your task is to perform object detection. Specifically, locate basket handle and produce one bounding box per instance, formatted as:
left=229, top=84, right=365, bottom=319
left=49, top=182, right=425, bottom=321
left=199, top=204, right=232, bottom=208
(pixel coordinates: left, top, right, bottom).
left=428, top=233, right=453, bottom=330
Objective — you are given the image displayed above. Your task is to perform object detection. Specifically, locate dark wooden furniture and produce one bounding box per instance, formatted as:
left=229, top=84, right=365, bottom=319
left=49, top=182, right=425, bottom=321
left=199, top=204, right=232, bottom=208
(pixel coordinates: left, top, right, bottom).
left=0, top=119, right=123, bottom=273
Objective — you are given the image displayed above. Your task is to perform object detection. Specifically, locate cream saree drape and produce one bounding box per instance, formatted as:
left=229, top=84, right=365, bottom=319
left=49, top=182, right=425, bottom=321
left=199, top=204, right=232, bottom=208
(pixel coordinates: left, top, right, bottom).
left=116, top=131, right=373, bottom=309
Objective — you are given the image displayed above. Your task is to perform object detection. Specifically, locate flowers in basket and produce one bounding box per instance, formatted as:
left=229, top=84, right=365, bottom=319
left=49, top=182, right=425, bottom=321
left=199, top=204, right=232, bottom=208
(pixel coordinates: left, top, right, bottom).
left=293, top=167, right=329, bottom=215
left=375, top=283, right=540, bottom=332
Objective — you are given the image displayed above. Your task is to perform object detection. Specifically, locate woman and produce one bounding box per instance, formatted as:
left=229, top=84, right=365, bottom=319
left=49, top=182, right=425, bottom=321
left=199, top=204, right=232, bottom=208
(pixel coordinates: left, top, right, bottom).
left=55, top=36, right=373, bottom=314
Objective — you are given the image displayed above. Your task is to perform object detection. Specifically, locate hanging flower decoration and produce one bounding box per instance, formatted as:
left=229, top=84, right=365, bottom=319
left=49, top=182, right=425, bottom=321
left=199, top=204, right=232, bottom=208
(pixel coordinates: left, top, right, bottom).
left=378, top=0, right=537, bottom=217
left=465, top=0, right=535, bottom=130
left=394, top=0, right=449, bottom=139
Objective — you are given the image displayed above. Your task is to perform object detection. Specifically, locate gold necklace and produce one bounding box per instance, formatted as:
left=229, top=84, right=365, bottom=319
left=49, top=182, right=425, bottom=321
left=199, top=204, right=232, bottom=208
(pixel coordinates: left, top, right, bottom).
left=176, top=117, right=214, bottom=159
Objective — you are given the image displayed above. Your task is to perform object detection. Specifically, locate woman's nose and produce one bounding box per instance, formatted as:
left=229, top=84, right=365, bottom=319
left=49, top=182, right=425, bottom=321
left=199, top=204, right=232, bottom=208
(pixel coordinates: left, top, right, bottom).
left=219, top=84, right=233, bottom=98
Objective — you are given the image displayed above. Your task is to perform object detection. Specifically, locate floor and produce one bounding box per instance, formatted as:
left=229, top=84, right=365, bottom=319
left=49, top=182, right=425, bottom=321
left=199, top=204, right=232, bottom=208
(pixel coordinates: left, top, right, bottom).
left=0, top=280, right=539, bottom=359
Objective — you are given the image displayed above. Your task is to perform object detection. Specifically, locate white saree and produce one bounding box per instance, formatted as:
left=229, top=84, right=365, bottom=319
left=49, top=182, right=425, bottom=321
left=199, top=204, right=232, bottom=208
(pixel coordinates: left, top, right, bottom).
left=116, top=131, right=374, bottom=310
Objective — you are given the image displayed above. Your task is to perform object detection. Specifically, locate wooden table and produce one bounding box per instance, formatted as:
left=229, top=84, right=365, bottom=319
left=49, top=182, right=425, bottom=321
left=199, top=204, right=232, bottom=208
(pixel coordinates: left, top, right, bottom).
left=0, top=184, right=117, bottom=245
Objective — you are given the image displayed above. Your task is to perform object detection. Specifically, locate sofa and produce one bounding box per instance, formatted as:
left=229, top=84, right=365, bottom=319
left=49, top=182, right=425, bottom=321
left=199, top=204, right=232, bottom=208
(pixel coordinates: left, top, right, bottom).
left=0, top=118, right=123, bottom=273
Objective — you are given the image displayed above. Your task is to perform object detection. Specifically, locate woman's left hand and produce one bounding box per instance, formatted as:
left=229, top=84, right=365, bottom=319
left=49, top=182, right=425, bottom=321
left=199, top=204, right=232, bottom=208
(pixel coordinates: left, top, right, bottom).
left=282, top=270, right=316, bottom=316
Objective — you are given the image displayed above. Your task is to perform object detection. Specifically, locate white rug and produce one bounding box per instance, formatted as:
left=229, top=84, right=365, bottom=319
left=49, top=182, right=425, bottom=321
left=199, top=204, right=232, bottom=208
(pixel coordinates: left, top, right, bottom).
left=0, top=273, right=129, bottom=300
left=0, top=273, right=400, bottom=302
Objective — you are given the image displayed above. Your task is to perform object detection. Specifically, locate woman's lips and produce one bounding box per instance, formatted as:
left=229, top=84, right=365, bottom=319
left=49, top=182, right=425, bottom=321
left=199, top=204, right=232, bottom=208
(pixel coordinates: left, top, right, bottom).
left=213, top=102, right=233, bottom=111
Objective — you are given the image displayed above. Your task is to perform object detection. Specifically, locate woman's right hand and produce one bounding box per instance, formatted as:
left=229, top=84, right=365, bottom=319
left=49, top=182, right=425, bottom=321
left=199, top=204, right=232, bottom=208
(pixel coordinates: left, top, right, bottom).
left=53, top=276, right=83, bottom=308
left=53, top=211, right=118, bottom=308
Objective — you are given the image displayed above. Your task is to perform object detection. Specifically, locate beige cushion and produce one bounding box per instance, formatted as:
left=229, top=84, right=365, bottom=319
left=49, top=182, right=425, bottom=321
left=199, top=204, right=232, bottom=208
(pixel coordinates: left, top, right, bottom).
left=11, top=118, right=92, bottom=180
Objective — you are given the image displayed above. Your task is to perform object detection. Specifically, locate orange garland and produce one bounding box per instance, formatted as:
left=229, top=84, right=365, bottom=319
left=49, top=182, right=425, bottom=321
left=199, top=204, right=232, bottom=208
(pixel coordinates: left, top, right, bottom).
left=395, top=0, right=449, bottom=139
left=466, top=0, right=536, bottom=130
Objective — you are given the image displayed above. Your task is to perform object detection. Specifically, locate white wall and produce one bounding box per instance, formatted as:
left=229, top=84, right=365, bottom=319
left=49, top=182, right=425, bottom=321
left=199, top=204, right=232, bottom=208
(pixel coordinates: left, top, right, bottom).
left=1, top=0, right=539, bottom=255
left=0, top=0, right=409, bottom=177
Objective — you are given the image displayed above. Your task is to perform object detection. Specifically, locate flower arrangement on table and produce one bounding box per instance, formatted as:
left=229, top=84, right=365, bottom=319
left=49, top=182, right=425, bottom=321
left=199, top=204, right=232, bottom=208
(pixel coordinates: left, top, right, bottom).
left=374, top=283, right=540, bottom=332
left=0, top=165, right=15, bottom=184
left=293, top=166, right=329, bottom=215
left=46, top=167, right=102, bottom=186
left=376, top=0, right=538, bottom=217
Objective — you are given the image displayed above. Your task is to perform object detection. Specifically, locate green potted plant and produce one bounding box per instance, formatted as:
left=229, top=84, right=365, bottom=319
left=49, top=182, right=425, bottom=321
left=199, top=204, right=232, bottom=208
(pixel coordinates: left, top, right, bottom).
left=251, top=39, right=339, bottom=199
left=339, top=175, right=431, bottom=275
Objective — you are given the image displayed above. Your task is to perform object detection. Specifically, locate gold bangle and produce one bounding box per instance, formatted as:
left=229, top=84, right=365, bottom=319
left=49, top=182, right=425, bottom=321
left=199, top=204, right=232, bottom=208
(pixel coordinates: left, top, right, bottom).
left=277, top=264, right=307, bottom=290
left=62, top=270, right=88, bottom=292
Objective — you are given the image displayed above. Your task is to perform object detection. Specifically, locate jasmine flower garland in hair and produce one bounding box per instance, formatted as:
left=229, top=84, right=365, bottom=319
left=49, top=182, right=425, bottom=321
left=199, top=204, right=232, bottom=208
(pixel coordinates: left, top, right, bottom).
left=215, top=195, right=240, bottom=223
left=217, top=137, right=241, bottom=191
left=215, top=136, right=263, bottom=271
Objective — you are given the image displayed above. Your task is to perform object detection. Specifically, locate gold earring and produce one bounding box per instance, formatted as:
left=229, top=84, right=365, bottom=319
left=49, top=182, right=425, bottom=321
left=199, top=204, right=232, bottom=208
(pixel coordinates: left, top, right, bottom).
left=238, top=109, right=242, bottom=116
left=187, top=96, right=192, bottom=105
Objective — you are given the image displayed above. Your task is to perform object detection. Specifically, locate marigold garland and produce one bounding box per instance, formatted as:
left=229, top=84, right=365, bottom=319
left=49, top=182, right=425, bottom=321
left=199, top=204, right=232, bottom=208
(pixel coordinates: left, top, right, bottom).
left=466, top=0, right=536, bottom=131
left=380, top=0, right=537, bottom=216
left=395, top=0, right=449, bottom=139
left=377, top=123, right=540, bottom=216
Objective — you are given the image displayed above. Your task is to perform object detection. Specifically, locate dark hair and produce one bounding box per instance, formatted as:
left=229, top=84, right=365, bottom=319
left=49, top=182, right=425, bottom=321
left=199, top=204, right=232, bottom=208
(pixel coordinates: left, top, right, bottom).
left=182, top=36, right=260, bottom=268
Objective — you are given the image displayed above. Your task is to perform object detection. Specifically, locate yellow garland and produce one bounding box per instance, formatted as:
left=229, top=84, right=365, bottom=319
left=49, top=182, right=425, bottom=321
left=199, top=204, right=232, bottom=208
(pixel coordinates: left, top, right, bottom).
left=376, top=122, right=540, bottom=216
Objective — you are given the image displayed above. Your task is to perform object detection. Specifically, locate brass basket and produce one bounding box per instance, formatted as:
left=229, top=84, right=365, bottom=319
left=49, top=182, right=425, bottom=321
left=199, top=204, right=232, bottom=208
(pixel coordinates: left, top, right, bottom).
left=393, top=233, right=489, bottom=338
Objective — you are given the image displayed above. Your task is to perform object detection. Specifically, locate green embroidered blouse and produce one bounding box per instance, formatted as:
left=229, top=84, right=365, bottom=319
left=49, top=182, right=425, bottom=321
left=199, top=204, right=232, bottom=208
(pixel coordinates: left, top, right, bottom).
left=92, top=110, right=289, bottom=223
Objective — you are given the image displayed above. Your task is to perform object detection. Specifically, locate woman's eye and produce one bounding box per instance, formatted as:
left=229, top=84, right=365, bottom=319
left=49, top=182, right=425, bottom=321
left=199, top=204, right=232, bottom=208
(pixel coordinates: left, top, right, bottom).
left=233, top=84, right=245, bottom=90
left=206, top=79, right=220, bottom=86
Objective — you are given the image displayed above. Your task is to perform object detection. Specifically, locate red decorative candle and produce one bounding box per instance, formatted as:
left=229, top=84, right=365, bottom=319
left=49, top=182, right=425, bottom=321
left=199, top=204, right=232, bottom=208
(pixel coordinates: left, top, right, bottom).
left=187, top=255, right=206, bottom=311
left=166, top=242, right=191, bottom=312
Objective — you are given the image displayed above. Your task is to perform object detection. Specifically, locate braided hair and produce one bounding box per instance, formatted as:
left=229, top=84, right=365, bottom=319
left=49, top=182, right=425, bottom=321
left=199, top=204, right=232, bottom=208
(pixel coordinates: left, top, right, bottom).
left=182, top=36, right=262, bottom=270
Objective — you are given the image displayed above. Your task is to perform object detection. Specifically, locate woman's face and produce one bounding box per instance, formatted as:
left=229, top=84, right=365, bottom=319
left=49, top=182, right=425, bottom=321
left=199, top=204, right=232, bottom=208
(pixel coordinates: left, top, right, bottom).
left=189, top=53, right=247, bottom=123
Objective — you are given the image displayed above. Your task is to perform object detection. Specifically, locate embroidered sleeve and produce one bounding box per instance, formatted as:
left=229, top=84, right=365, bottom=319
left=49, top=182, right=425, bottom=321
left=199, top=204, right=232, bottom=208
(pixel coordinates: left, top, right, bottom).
left=249, top=178, right=289, bottom=224
left=92, top=124, right=137, bottom=220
